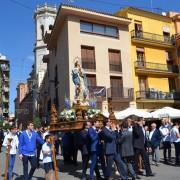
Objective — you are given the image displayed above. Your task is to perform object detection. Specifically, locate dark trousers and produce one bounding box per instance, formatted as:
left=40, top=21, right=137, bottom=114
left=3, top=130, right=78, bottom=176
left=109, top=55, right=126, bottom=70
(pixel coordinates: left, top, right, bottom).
left=174, top=142, right=180, bottom=164
left=98, top=153, right=106, bottom=178
left=123, top=156, right=136, bottom=179
left=106, top=153, right=127, bottom=180
left=36, top=147, right=41, bottom=168
left=89, top=152, right=102, bottom=180
left=0, top=141, right=2, bottom=152
left=22, top=155, right=37, bottom=180
left=134, top=148, right=152, bottom=176
left=82, top=154, right=89, bottom=178
left=162, top=141, right=171, bottom=161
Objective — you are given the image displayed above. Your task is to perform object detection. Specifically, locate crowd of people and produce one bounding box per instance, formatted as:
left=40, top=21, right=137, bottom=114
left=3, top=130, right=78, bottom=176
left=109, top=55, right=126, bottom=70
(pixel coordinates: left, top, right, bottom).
left=0, top=117, right=179, bottom=180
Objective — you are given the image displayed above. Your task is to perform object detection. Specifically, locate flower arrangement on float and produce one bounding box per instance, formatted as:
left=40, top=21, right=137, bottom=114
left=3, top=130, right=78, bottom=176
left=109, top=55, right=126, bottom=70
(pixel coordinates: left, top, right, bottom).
left=59, top=98, right=101, bottom=121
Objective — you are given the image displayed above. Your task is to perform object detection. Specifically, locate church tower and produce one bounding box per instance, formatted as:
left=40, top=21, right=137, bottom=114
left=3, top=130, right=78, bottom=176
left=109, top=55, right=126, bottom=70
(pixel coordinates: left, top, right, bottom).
left=33, top=4, right=57, bottom=116
left=34, top=4, right=57, bottom=87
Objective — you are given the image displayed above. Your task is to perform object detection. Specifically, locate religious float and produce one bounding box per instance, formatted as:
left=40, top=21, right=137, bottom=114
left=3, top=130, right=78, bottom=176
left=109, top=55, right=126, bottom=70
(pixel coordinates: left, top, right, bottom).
left=49, top=60, right=119, bottom=132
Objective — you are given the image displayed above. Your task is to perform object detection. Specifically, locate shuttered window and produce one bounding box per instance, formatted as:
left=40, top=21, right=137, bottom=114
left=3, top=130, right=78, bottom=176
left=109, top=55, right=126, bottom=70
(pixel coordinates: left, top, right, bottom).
left=109, top=49, right=122, bottom=72
left=110, top=77, right=123, bottom=97
left=86, top=74, right=96, bottom=87
left=81, top=46, right=96, bottom=70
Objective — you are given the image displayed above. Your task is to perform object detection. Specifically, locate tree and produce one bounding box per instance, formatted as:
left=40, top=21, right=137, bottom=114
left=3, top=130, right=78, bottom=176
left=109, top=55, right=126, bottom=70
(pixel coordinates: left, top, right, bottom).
left=33, top=117, right=41, bottom=129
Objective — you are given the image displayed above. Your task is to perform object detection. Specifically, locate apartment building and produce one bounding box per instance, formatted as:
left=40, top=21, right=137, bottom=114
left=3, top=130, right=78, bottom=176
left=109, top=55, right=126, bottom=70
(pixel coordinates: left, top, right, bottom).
left=14, top=69, right=34, bottom=128
left=170, top=12, right=180, bottom=91
left=116, top=7, right=180, bottom=110
left=0, top=54, right=10, bottom=119
left=44, top=4, right=133, bottom=114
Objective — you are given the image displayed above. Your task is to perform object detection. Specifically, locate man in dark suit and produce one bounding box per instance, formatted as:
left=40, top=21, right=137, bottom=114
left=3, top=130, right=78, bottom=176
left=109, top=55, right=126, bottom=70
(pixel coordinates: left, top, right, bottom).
left=101, top=118, right=128, bottom=180
left=88, top=120, right=103, bottom=180
left=149, top=123, right=162, bottom=166
left=79, top=122, right=91, bottom=180
left=133, top=118, right=155, bottom=177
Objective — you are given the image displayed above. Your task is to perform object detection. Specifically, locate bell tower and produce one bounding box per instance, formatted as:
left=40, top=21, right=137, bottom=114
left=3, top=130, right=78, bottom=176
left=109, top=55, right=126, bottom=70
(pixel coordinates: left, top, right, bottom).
left=33, top=4, right=57, bottom=116
left=34, top=4, right=57, bottom=87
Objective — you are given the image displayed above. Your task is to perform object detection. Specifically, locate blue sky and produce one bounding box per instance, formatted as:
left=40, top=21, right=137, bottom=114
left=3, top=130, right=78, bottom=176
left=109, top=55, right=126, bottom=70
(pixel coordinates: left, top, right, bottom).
left=0, top=0, right=180, bottom=114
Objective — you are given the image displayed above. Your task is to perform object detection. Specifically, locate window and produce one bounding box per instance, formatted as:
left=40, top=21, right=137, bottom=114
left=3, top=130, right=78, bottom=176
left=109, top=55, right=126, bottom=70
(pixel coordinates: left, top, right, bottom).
left=110, top=77, right=123, bottom=98
left=134, top=21, right=142, bottom=38
left=80, top=21, right=118, bottom=38
left=138, top=77, right=147, bottom=91
left=134, top=21, right=142, bottom=32
left=163, top=32, right=170, bottom=42
left=81, top=46, right=96, bottom=70
left=86, top=75, right=96, bottom=87
left=136, top=48, right=145, bottom=61
left=109, top=49, right=122, bottom=72
left=80, top=22, right=93, bottom=32
left=106, top=26, right=118, bottom=37
left=168, top=78, right=176, bottom=91
left=93, top=24, right=105, bottom=34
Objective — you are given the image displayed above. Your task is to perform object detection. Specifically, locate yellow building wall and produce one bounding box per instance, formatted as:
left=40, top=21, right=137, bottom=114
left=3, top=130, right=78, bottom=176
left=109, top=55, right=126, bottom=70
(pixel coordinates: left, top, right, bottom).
left=127, top=13, right=175, bottom=36
left=124, top=12, right=174, bottom=91
left=116, top=9, right=176, bottom=109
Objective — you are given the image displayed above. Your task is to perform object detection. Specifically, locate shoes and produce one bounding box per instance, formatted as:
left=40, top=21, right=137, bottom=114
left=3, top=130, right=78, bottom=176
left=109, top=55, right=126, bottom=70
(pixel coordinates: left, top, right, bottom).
left=97, top=177, right=104, bottom=180
left=115, top=171, right=120, bottom=175
left=155, top=163, right=160, bottom=167
left=136, top=175, right=141, bottom=179
left=137, top=171, right=144, bottom=175
left=146, top=173, right=155, bottom=177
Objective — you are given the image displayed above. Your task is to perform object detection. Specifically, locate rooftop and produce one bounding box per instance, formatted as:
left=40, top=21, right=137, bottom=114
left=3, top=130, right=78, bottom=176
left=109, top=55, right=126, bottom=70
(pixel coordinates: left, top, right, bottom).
left=116, top=6, right=172, bottom=22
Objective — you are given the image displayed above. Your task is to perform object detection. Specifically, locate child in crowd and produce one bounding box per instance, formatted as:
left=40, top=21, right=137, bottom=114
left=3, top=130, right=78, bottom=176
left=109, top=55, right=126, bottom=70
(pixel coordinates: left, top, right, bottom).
left=42, top=135, right=54, bottom=180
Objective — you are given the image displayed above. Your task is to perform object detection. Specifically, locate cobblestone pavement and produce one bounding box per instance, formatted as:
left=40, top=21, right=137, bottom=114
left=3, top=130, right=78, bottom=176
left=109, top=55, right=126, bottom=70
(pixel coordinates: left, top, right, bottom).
left=0, top=147, right=179, bottom=180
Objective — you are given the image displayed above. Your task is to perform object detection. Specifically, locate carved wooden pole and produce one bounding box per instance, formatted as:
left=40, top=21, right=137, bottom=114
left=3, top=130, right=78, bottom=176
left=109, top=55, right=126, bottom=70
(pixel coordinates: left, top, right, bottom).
left=50, top=136, right=60, bottom=180
left=4, top=138, right=13, bottom=180
left=50, top=104, right=59, bottom=131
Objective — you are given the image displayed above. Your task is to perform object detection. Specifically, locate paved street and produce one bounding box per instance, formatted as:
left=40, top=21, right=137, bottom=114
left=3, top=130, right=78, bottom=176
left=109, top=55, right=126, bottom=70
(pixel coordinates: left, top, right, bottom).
left=0, top=147, right=179, bottom=180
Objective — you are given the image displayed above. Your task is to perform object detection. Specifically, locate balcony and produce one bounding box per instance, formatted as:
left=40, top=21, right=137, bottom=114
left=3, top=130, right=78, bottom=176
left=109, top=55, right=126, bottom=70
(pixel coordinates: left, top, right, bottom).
left=109, top=64, right=122, bottom=73
left=107, top=87, right=134, bottom=100
left=136, top=90, right=180, bottom=103
left=82, top=60, right=96, bottom=71
left=131, top=30, right=175, bottom=48
left=135, top=61, right=179, bottom=77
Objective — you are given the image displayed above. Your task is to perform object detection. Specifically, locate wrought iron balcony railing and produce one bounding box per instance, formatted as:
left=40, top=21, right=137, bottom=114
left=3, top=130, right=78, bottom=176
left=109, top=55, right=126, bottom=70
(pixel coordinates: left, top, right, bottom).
left=109, top=64, right=122, bottom=72
left=87, top=86, right=134, bottom=100
left=107, top=87, right=134, bottom=100
left=131, top=30, right=175, bottom=45
left=135, top=61, right=179, bottom=73
left=136, top=90, right=180, bottom=100
left=82, top=59, right=96, bottom=70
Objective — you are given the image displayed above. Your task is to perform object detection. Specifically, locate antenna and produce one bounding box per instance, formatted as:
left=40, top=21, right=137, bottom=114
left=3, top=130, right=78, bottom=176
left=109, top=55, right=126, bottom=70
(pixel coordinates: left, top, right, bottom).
left=151, top=0, right=153, bottom=12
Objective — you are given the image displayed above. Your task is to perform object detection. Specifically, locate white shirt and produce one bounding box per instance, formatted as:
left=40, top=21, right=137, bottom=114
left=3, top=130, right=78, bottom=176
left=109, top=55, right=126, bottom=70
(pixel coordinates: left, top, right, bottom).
left=149, top=129, right=155, bottom=141
left=43, top=131, right=50, bottom=140
left=170, top=126, right=180, bottom=143
left=159, top=125, right=170, bottom=142
left=42, top=142, right=52, bottom=163
left=3, top=133, right=19, bottom=155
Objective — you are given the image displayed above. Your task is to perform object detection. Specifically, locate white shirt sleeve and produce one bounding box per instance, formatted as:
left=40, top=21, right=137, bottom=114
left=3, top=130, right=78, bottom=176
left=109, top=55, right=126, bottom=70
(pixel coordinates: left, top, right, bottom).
left=2, top=134, right=8, bottom=147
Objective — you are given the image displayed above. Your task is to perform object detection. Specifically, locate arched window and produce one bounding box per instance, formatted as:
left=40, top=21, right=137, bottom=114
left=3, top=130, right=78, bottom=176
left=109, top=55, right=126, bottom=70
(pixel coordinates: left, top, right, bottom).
left=40, top=25, right=44, bottom=39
